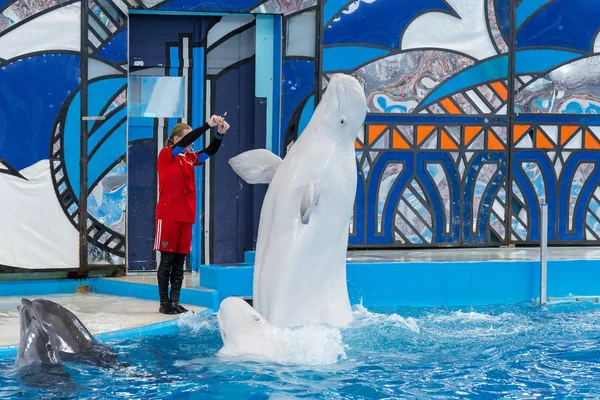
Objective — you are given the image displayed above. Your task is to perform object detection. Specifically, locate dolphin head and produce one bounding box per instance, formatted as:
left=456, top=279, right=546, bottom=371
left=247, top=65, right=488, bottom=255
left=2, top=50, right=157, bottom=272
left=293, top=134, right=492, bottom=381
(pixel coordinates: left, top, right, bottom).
left=15, top=299, right=61, bottom=367
left=217, top=297, right=270, bottom=349
left=317, top=73, right=367, bottom=142
left=30, top=299, right=96, bottom=354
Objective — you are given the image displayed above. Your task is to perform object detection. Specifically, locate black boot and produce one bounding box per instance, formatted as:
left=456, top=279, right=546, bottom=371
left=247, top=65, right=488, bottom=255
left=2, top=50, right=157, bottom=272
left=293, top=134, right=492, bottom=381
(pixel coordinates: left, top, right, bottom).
left=157, top=252, right=177, bottom=315
left=170, top=253, right=190, bottom=314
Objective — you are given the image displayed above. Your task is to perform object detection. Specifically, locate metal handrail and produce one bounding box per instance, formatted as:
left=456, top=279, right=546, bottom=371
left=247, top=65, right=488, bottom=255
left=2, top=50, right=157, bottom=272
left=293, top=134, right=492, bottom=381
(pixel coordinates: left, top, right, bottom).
left=540, top=204, right=548, bottom=306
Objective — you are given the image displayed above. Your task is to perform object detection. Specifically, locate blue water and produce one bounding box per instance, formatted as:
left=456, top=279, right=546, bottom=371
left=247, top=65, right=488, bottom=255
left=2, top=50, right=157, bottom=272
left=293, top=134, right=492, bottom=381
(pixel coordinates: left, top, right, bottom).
left=2, top=302, right=600, bottom=399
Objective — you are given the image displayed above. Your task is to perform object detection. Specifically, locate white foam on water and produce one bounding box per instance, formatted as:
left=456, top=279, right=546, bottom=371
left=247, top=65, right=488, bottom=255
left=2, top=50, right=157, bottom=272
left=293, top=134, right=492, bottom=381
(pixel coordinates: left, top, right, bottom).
left=350, top=303, right=421, bottom=333
left=428, top=310, right=515, bottom=323
left=178, top=311, right=347, bottom=366
left=177, top=300, right=429, bottom=366
left=216, top=323, right=348, bottom=366
left=419, top=309, right=534, bottom=339
left=177, top=312, right=217, bottom=333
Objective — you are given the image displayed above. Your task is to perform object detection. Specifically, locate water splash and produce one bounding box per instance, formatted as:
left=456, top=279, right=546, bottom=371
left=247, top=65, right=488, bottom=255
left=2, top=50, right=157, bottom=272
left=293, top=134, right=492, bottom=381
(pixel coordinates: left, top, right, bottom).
left=178, top=302, right=424, bottom=366
left=178, top=311, right=217, bottom=333
left=217, top=323, right=347, bottom=366
left=351, top=303, right=420, bottom=333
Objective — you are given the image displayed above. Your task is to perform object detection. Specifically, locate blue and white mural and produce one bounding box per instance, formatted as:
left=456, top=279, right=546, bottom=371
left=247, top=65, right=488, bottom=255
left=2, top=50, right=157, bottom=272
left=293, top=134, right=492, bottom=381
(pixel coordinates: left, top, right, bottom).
left=1, top=0, right=599, bottom=272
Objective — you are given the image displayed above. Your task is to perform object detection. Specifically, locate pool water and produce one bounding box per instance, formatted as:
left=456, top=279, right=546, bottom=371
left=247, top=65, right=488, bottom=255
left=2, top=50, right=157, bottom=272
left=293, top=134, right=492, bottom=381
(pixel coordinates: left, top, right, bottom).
left=1, top=301, right=600, bottom=399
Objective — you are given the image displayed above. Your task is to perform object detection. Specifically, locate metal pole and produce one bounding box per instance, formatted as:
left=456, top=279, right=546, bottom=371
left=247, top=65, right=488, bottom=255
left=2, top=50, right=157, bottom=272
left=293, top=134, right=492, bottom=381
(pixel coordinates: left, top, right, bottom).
left=540, top=204, right=548, bottom=306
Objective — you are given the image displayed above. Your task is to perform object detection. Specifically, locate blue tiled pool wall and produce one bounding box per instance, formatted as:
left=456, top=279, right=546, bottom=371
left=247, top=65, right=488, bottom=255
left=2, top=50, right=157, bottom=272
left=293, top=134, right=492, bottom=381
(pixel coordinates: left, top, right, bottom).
left=199, top=258, right=600, bottom=309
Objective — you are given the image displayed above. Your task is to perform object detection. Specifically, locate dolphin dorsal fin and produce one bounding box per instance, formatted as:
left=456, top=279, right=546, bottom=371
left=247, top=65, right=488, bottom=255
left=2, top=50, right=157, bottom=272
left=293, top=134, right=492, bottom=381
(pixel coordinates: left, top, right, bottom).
left=300, top=181, right=320, bottom=224
left=229, top=149, right=283, bottom=184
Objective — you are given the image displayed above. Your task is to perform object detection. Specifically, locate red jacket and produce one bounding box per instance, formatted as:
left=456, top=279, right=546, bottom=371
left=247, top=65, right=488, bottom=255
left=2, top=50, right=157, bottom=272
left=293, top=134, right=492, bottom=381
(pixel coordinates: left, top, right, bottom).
left=156, top=148, right=203, bottom=224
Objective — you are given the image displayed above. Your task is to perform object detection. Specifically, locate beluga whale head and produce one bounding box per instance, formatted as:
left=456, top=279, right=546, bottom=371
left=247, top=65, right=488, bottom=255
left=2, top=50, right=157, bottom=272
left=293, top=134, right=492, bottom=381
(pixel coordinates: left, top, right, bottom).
left=316, top=73, right=367, bottom=143
left=217, top=297, right=271, bottom=351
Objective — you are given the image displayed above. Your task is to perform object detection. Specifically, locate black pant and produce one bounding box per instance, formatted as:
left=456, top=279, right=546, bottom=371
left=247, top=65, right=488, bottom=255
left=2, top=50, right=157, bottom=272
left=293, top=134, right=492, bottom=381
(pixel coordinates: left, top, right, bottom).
left=157, top=251, right=186, bottom=304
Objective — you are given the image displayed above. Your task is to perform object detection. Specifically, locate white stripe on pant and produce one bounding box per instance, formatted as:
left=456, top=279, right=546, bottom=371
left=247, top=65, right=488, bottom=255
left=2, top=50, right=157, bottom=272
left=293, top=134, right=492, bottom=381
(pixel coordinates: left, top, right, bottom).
left=154, top=219, right=162, bottom=251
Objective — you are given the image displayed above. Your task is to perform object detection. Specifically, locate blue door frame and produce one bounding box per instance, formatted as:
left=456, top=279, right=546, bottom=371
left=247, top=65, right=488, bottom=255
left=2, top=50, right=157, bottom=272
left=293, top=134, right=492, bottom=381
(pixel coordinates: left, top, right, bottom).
left=127, top=10, right=282, bottom=270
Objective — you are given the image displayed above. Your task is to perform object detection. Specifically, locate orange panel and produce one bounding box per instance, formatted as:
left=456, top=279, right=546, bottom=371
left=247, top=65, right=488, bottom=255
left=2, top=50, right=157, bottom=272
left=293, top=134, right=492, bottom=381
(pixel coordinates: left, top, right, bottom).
left=560, top=125, right=579, bottom=145
left=513, top=125, right=531, bottom=143
left=536, top=129, right=554, bottom=149
left=490, top=82, right=508, bottom=100
left=417, top=125, right=436, bottom=144
left=440, top=129, right=459, bottom=150
left=585, top=130, right=600, bottom=149
left=392, top=129, right=410, bottom=149
left=440, top=98, right=462, bottom=114
left=355, top=139, right=362, bottom=149
left=465, top=126, right=482, bottom=145
left=488, top=130, right=505, bottom=150
left=368, top=125, right=387, bottom=145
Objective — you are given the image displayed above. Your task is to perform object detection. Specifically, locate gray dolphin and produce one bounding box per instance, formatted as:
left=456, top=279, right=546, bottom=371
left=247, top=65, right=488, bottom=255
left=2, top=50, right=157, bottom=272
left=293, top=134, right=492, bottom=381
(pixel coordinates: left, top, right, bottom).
left=15, top=302, right=61, bottom=367
left=15, top=298, right=120, bottom=368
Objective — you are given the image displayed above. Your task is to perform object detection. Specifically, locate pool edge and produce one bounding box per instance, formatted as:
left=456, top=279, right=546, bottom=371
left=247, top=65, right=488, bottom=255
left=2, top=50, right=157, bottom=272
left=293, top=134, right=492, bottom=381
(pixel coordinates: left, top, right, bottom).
left=0, top=308, right=213, bottom=360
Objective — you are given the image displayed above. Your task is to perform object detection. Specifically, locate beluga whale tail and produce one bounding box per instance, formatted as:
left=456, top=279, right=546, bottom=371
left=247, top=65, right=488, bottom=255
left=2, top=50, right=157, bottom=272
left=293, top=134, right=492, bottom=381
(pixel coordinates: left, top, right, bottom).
left=228, top=73, right=367, bottom=329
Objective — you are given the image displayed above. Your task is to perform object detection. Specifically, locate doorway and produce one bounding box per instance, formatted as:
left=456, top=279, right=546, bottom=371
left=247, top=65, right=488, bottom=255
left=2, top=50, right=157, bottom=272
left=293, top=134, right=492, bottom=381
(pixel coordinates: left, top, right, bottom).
left=127, top=12, right=281, bottom=271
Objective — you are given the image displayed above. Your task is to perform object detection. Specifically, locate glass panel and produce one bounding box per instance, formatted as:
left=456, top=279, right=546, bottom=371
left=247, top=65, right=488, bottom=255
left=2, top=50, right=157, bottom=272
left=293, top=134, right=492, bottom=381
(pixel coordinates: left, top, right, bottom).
left=515, top=56, right=600, bottom=114
left=88, top=161, right=127, bottom=234
left=285, top=10, right=316, bottom=57
left=129, top=76, right=185, bottom=118
left=88, top=242, right=124, bottom=265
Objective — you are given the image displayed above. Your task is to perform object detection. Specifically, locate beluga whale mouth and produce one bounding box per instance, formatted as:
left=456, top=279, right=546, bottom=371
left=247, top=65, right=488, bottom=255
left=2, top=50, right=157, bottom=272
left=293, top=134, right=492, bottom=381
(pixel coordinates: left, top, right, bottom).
left=225, top=73, right=367, bottom=349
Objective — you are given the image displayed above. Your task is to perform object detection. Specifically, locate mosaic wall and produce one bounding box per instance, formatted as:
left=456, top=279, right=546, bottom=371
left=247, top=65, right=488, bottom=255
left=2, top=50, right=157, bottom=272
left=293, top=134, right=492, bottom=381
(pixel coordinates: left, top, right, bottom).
left=1, top=0, right=599, bottom=272
left=308, top=0, right=600, bottom=246
left=0, top=0, right=315, bottom=271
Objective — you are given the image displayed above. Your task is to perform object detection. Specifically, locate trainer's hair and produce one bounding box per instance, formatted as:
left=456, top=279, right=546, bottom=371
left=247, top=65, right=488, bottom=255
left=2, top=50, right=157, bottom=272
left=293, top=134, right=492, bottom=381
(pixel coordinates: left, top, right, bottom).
left=165, top=123, right=192, bottom=147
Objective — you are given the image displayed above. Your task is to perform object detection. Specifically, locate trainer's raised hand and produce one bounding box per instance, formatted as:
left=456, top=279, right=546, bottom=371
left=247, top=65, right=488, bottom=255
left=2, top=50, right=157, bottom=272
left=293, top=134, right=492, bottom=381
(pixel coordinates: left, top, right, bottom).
left=218, top=120, right=230, bottom=134
left=208, top=115, right=223, bottom=127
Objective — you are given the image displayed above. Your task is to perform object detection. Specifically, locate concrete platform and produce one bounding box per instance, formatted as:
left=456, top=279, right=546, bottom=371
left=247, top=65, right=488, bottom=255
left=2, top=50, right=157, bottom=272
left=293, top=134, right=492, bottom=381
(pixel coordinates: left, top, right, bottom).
left=346, top=247, right=600, bottom=263
left=113, top=272, right=200, bottom=288
left=238, top=246, right=600, bottom=264
left=0, top=292, right=205, bottom=346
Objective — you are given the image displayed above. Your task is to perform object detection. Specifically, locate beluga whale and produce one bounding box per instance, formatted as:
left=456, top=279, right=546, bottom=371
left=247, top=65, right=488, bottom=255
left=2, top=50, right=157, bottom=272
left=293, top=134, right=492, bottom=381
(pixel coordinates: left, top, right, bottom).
left=228, top=73, right=367, bottom=328
left=216, top=296, right=346, bottom=365
left=15, top=298, right=119, bottom=368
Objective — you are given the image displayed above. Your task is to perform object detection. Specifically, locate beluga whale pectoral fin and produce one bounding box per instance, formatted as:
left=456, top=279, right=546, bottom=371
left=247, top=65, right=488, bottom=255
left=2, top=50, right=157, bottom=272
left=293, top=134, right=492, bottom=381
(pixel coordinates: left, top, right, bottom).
left=300, top=182, right=320, bottom=225
left=229, top=149, right=283, bottom=184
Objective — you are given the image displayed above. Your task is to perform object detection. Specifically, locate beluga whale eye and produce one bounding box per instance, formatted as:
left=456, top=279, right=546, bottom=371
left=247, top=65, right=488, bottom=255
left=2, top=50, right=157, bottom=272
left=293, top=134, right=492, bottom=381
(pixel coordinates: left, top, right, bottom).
left=340, top=118, right=345, bottom=125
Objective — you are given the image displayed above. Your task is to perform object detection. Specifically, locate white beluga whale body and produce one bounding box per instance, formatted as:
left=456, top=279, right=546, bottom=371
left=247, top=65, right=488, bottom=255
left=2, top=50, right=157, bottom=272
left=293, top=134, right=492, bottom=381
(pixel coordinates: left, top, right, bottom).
left=216, top=297, right=346, bottom=365
left=229, top=73, right=367, bottom=328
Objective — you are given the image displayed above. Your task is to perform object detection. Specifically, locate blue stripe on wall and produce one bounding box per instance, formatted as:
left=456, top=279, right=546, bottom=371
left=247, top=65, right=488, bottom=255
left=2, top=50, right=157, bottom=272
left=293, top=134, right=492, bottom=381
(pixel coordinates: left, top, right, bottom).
left=255, top=14, right=275, bottom=152
left=322, top=46, right=390, bottom=72
left=272, top=15, right=282, bottom=155
left=191, top=46, right=205, bottom=271
left=515, top=49, right=583, bottom=75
